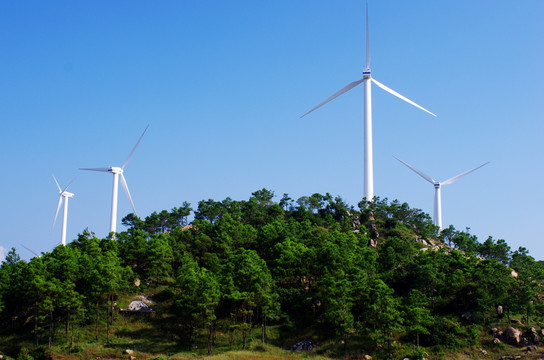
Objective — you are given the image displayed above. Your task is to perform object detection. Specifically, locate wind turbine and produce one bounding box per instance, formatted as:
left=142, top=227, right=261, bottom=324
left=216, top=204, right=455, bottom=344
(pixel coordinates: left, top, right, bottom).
left=393, top=156, right=489, bottom=230
left=301, top=5, right=436, bottom=201
left=80, top=125, right=149, bottom=235
left=52, top=174, right=76, bottom=246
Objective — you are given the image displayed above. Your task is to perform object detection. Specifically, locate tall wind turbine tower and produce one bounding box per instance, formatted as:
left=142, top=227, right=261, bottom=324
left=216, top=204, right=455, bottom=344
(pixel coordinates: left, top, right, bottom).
left=52, top=175, right=76, bottom=246
left=301, top=5, right=436, bottom=201
left=80, top=125, right=149, bottom=235
left=394, top=156, right=489, bottom=230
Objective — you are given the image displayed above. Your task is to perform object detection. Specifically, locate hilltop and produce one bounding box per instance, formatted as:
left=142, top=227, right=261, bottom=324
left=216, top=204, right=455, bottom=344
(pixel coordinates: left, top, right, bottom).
left=1, top=189, right=544, bottom=360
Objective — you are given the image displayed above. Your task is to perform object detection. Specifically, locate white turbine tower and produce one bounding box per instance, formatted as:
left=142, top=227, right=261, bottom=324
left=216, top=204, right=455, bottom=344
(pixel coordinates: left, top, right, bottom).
left=52, top=175, right=76, bottom=246
left=80, top=125, right=148, bottom=235
left=301, top=5, right=436, bottom=201
left=393, top=156, right=489, bottom=230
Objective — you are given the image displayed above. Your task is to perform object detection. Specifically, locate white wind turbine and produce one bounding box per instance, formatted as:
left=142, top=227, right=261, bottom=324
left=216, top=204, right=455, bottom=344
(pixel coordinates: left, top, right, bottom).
left=393, top=156, right=490, bottom=230
left=301, top=5, right=436, bottom=201
left=52, top=175, right=76, bottom=246
left=80, top=125, right=149, bottom=235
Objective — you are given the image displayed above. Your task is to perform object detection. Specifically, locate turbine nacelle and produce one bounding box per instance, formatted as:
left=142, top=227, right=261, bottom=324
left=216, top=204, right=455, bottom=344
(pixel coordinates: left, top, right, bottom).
left=363, top=68, right=371, bottom=79
left=108, top=167, right=123, bottom=175
left=60, top=191, right=75, bottom=198
left=433, top=183, right=441, bottom=189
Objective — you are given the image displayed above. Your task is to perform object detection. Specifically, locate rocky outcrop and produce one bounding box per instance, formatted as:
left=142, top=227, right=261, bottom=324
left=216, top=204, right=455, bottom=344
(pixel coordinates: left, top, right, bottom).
left=289, top=340, right=316, bottom=351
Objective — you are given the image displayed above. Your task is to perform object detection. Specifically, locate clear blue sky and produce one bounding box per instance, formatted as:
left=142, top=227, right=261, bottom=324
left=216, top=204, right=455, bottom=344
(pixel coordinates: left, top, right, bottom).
left=1, top=1, right=543, bottom=261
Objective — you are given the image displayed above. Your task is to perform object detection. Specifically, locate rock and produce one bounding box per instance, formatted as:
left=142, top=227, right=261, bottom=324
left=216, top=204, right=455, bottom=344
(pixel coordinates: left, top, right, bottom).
left=289, top=340, right=316, bottom=351
left=497, top=305, right=503, bottom=314
left=503, top=327, right=523, bottom=346
left=364, top=355, right=372, bottom=360
left=480, top=349, right=488, bottom=355
left=511, top=270, right=518, bottom=278
left=130, top=356, right=136, bottom=360
left=368, top=223, right=379, bottom=239
left=493, top=338, right=502, bottom=345
left=510, top=319, right=522, bottom=325
left=528, top=327, right=540, bottom=343
left=120, top=299, right=155, bottom=313
left=527, top=345, right=538, bottom=351
left=352, top=216, right=361, bottom=228
left=491, top=327, right=498, bottom=334
left=124, top=350, right=134, bottom=355
left=461, top=312, right=471, bottom=320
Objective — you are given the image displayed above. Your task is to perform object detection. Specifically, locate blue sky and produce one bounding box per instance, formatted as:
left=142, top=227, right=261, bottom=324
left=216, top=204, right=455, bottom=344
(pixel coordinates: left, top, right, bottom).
left=1, top=1, right=543, bottom=261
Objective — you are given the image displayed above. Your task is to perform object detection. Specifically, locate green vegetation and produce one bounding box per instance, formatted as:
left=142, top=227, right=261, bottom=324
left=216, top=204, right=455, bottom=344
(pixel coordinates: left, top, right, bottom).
left=1, top=189, right=544, bottom=360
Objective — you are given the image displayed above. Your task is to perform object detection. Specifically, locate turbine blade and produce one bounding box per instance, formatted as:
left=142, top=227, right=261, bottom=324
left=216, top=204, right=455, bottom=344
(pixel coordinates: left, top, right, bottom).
left=371, top=78, right=437, bottom=117
left=52, top=196, right=63, bottom=230
left=122, top=125, right=149, bottom=169
left=79, top=167, right=110, bottom=172
left=52, top=174, right=61, bottom=192
left=21, top=244, right=40, bottom=258
left=441, top=161, right=490, bottom=186
left=300, top=79, right=364, bottom=118
left=62, top=175, right=78, bottom=193
left=366, top=3, right=370, bottom=68
left=120, top=174, right=137, bottom=215
left=393, top=156, right=436, bottom=184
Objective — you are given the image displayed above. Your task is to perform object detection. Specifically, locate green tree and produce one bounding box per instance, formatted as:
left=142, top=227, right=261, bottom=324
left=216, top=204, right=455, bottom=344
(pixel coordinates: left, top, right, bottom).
left=478, top=236, right=511, bottom=264
left=224, top=248, right=276, bottom=349
left=170, top=202, right=193, bottom=227
left=279, top=193, right=293, bottom=211
left=44, top=245, right=84, bottom=346
left=198, top=268, right=221, bottom=354
left=173, top=253, right=220, bottom=352
left=146, top=235, right=174, bottom=285
left=403, top=289, right=434, bottom=348
left=367, top=279, right=402, bottom=359
left=251, top=188, right=275, bottom=208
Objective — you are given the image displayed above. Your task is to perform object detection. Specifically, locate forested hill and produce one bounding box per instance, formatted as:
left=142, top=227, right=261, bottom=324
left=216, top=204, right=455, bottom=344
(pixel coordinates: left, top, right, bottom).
left=1, top=189, right=544, bottom=359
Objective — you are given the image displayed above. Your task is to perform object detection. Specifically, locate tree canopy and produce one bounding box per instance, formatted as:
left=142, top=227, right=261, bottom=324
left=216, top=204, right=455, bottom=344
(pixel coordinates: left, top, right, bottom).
left=1, top=189, right=543, bottom=358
